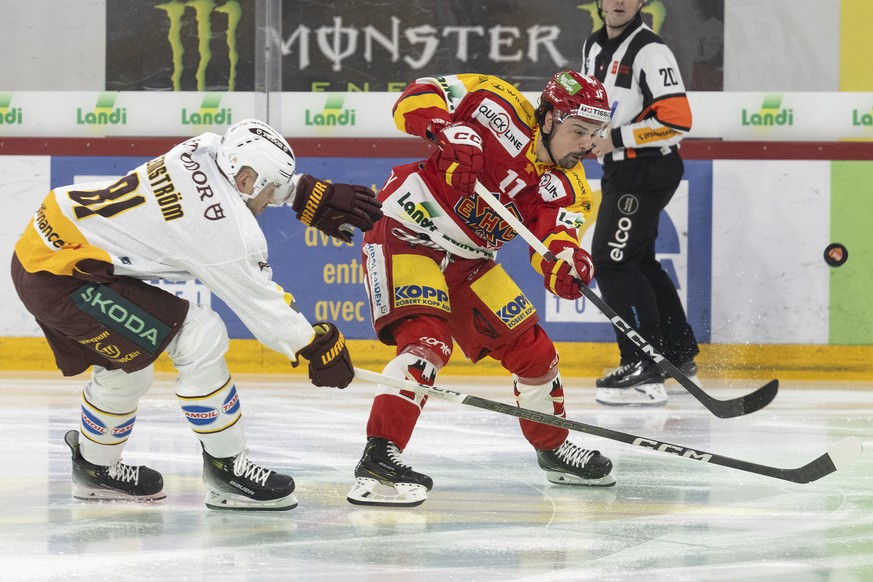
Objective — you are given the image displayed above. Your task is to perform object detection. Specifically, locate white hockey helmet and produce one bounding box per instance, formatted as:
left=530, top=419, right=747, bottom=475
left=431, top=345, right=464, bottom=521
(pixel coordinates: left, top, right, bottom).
left=216, top=118, right=296, bottom=202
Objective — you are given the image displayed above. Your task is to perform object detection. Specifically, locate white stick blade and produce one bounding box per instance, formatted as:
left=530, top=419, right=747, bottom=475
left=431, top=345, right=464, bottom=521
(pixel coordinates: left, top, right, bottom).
left=828, top=436, right=864, bottom=470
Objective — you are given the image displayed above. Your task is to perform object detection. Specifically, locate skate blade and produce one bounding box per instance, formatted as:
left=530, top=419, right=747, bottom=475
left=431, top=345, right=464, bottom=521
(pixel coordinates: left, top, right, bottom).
left=346, top=477, right=428, bottom=507
left=545, top=471, right=617, bottom=487
left=665, top=374, right=701, bottom=394
left=595, top=385, right=668, bottom=407
left=72, top=484, right=167, bottom=502
left=204, top=490, right=298, bottom=511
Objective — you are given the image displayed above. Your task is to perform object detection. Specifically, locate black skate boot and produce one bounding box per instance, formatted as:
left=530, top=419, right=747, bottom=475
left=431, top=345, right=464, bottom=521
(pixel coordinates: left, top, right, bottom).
left=595, top=360, right=667, bottom=406
left=537, top=440, right=616, bottom=486
left=64, top=430, right=166, bottom=501
left=347, top=437, right=432, bottom=507
left=663, top=359, right=700, bottom=394
left=202, top=446, right=297, bottom=511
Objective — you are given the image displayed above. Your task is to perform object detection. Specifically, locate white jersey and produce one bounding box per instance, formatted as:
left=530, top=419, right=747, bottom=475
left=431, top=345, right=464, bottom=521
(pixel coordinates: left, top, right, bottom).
left=581, top=14, right=692, bottom=162
left=15, top=133, right=315, bottom=359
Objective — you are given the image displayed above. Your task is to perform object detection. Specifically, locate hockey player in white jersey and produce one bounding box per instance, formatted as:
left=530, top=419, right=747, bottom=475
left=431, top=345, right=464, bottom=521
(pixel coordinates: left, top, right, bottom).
left=10, top=119, right=382, bottom=510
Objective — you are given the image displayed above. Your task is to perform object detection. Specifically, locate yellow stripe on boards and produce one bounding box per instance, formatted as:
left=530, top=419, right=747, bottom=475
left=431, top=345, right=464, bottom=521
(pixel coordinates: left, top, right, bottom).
left=2, top=336, right=873, bottom=381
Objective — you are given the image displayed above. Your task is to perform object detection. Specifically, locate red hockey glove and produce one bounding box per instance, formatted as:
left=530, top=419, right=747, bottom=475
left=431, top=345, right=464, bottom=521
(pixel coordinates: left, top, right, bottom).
left=294, top=322, right=354, bottom=389
left=436, top=122, right=483, bottom=195
left=293, top=175, right=383, bottom=243
left=542, top=244, right=595, bottom=300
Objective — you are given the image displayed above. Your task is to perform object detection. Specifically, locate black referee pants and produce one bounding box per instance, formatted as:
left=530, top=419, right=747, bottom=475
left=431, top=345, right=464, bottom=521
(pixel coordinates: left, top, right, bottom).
left=591, top=152, right=699, bottom=366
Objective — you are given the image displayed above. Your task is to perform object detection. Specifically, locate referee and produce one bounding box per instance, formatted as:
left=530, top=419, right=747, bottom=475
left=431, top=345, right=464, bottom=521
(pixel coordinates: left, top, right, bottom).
left=582, top=0, right=699, bottom=407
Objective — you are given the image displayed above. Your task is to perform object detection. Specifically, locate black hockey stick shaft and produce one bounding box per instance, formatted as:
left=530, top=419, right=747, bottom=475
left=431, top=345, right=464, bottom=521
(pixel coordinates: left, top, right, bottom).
left=472, top=182, right=778, bottom=418
left=575, top=280, right=778, bottom=418
left=354, top=368, right=861, bottom=484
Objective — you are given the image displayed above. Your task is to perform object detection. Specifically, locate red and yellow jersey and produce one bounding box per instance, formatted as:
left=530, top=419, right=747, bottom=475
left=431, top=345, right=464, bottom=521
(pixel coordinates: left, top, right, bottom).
left=384, top=74, right=594, bottom=265
left=14, top=134, right=316, bottom=359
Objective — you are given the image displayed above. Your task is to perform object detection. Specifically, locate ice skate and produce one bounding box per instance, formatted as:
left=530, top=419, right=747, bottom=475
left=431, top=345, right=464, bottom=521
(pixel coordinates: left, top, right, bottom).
left=347, top=437, right=432, bottom=507
left=64, top=429, right=166, bottom=501
left=202, top=446, right=297, bottom=511
left=536, top=440, right=616, bottom=486
left=595, top=360, right=668, bottom=406
left=663, top=359, right=700, bottom=394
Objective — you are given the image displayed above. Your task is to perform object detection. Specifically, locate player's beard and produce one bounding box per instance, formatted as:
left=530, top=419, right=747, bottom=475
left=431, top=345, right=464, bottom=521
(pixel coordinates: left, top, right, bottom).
left=556, top=151, right=587, bottom=169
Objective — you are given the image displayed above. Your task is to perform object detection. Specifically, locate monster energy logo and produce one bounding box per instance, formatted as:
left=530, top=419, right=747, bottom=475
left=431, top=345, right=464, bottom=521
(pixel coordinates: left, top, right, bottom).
left=77, top=93, right=127, bottom=126
left=156, top=0, right=241, bottom=91
left=0, top=93, right=22, bottom=125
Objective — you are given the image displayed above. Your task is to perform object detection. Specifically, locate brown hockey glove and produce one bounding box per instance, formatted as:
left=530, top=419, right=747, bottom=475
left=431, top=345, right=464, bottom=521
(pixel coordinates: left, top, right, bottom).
left=292, top=175, right=383, bottom=243
left=294, top=322, right=354, bottom=389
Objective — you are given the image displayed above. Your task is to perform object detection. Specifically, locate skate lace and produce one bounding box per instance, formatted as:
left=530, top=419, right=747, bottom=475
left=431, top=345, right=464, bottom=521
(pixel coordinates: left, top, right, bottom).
left=557, top=442, right=595, bottom=468
left=107, top=461, right=140, bottom=484
left=386, top=443, right=411, bottom=470
left=606, top=362, right=635, bottom=379
left=232, top=451, right=271, bottom=486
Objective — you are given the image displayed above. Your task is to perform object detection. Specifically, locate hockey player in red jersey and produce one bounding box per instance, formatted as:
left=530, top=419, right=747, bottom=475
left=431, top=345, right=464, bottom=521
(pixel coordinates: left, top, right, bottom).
left=11, top=119, right=381, bottom=510
left=348, top=71, right=617, bottom=506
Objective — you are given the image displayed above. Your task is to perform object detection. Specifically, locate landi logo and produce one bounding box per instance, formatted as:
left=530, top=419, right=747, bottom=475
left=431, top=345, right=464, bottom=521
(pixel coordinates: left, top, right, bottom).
left=852, top=106, right=873, bottom=127
left=741, top=94, right=794, bottom=127
left=156, top=0, right=241, bottom=91
left=0, top=93, right=23, bottom=125
left=305, top=94, right=357, bottom=127
left=182, top=93, right=233, bottom=126
left=77, top=93, right=127, bottom=126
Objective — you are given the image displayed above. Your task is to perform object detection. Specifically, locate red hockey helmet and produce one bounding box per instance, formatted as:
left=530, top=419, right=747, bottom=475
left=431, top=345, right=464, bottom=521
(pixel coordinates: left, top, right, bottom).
left=538, top=70, right=611, bottom=126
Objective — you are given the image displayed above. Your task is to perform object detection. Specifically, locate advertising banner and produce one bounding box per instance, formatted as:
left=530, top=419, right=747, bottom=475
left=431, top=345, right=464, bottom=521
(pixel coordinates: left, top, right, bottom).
left=5, top=153, right=871, bottom=345
left=44, top=155, right=709, bottom=344
left=103, top=0, right=723, bottom=93
left=106, top=0, right=257, bottom=91
left=3, top=91, right=872, bottom=141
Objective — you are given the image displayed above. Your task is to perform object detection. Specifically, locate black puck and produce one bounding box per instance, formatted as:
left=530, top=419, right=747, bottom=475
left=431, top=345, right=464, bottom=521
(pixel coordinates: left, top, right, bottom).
left=824, top=243, right=848, bottom=267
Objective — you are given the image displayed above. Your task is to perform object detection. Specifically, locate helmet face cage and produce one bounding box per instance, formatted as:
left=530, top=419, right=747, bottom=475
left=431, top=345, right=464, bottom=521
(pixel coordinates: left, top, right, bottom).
left=217, top=119, right=296, bottom=201
left=539, top=71, right=611, bottom=128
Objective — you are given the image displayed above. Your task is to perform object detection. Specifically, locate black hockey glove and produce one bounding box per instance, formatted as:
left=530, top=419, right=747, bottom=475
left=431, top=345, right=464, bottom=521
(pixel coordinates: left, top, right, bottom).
left=293, top=175, right=383, bottom=243
left=294, top=322, right=354, bottom=389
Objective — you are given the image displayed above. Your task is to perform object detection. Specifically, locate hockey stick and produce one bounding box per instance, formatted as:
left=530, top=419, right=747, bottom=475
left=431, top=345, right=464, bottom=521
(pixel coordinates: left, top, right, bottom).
left=472, top=182, right=778, bottom=418
left=354, top=367, right=861, bottom=484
